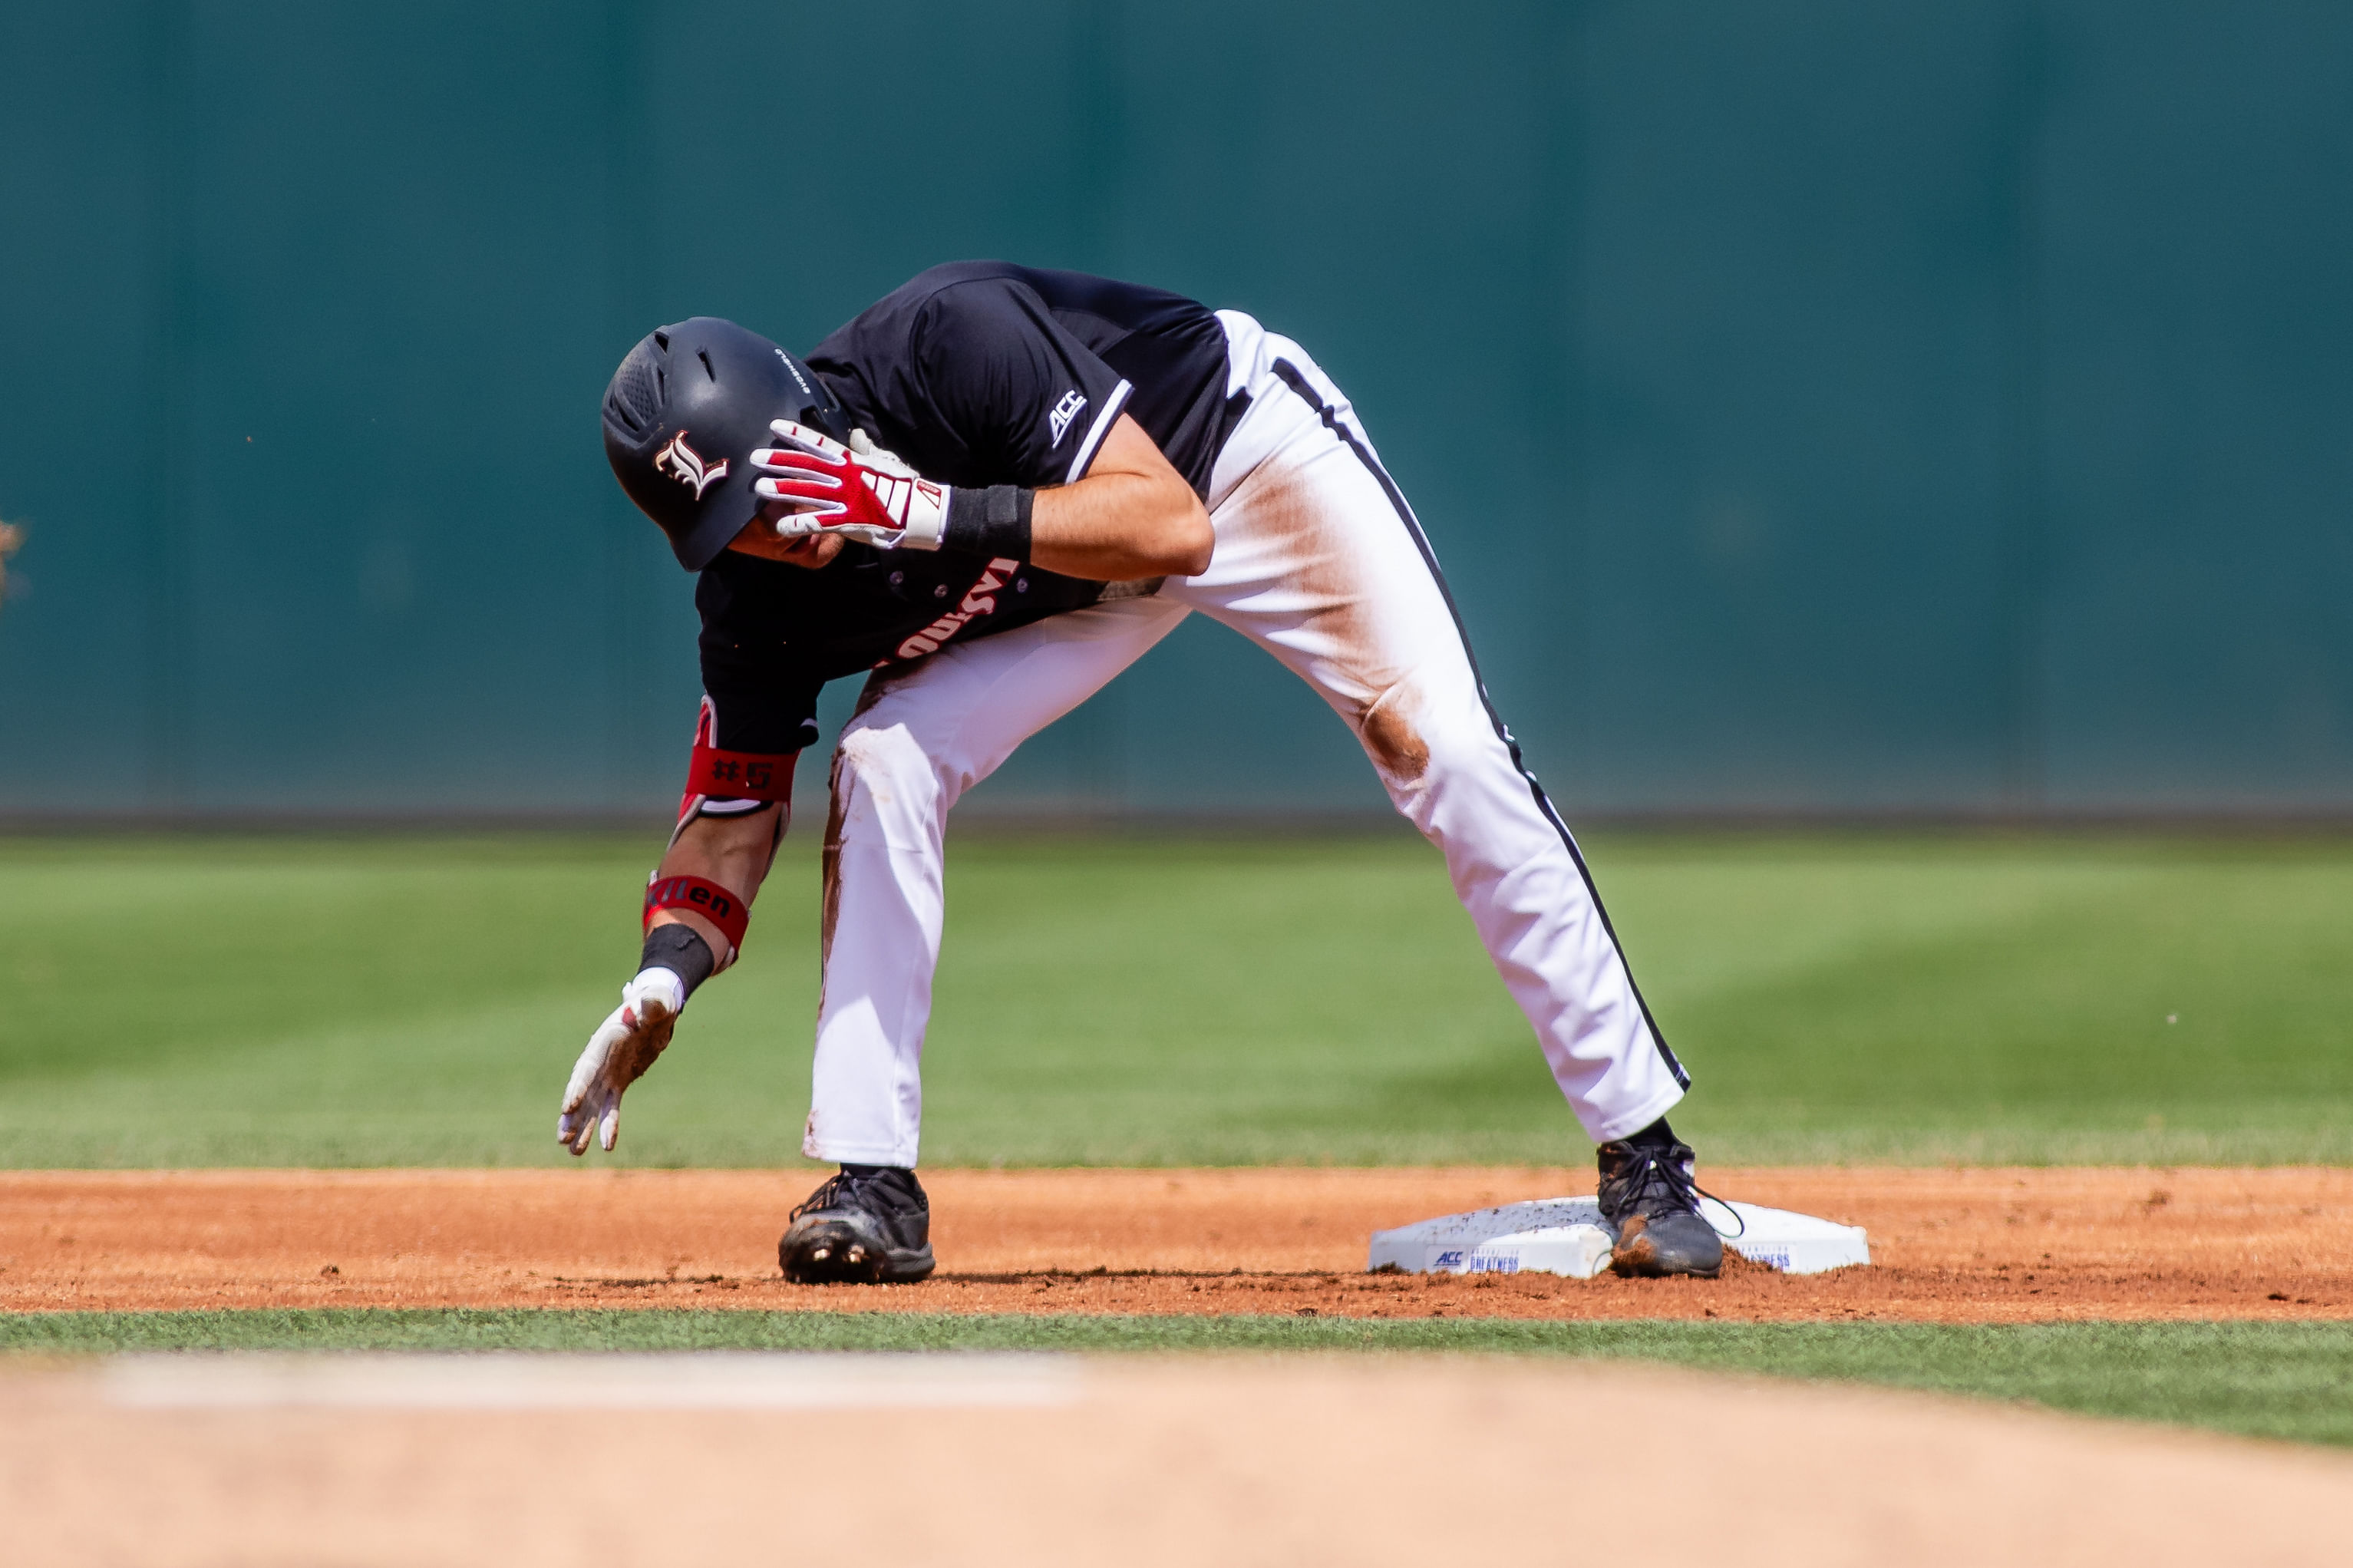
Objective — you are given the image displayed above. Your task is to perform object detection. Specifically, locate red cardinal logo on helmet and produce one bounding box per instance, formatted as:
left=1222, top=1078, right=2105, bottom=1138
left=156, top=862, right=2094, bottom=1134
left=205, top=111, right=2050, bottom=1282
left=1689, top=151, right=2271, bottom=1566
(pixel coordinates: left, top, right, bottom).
left=653, top=431, right=728, bottom=500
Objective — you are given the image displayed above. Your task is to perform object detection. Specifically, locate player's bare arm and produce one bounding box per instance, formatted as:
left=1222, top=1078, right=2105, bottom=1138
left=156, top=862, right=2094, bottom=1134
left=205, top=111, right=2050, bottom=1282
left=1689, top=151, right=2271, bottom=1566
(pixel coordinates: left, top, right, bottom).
left=557, top=789, right=787, bottom=1155
left=1008, top=414, right=1213, bottom=579
left=646, top=801, right=786, bottom=953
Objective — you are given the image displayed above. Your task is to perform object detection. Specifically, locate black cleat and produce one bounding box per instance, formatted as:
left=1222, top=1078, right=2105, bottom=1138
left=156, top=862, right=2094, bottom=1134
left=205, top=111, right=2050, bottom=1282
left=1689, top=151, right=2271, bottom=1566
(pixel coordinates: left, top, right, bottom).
left=1596, top=1137, right=1726, bottom=1278
left=779, top=1165, right=936, bottom=1284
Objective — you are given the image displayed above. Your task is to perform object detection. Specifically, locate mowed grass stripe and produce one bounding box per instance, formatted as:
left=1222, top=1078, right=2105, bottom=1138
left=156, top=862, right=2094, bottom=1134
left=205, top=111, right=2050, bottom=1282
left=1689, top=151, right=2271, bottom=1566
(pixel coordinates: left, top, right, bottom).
left=3, top=833, right=2351, bottom=1166
left=5, top=1311, right=2351, bottom=1448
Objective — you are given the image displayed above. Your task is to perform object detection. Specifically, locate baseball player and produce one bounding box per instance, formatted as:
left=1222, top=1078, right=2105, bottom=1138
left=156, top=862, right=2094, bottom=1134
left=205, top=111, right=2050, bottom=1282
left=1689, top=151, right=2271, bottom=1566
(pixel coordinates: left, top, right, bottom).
left=562, top=263, right=1724, bottom=1280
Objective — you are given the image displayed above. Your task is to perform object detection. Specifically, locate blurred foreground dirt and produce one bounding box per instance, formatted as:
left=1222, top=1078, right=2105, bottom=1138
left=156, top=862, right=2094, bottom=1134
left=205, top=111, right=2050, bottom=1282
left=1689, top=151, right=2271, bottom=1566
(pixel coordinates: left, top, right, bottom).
left=5, top=1352, right=2352, bottom=1568
left=2, top=1166, right=2348, bottom=1319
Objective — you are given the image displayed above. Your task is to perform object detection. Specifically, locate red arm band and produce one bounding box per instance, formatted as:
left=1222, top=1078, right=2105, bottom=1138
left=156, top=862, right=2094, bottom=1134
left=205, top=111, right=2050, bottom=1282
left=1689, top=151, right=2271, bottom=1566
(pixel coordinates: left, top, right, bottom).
left=687, top=744, right=794, bottom=802
left=678, top=695, right=797, bottom=810
left=644, top=875, right=751, bottom=954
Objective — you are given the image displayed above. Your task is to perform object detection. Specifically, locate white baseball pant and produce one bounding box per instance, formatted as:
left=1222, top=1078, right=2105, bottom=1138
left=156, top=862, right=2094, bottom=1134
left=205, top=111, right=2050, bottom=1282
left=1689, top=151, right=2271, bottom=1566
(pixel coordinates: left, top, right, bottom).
left=802, top=311, right=1689, bottom=1167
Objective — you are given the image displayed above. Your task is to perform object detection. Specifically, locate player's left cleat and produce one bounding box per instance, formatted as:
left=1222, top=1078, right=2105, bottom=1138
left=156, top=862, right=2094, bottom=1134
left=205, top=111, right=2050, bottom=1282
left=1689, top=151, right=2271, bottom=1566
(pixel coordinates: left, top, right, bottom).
left=1596, top=1137, right=1725, bottom=1278
left=779, top=1165, right=936, bottom=1284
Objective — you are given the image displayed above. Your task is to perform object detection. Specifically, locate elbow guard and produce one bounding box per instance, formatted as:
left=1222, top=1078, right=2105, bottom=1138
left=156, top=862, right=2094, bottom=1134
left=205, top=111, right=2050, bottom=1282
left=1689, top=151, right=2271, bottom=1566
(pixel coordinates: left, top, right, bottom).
left=674, top=696, right=798, bottom=847
left=686, top=741, right=794, bottom=804
left=681, top=695, right=797, bottom=807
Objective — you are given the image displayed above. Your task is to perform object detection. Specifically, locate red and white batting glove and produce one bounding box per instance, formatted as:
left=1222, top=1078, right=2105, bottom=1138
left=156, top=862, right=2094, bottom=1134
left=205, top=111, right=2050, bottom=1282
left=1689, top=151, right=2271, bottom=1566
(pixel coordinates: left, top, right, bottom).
left=750, top=421, right=947, bottom=550
left=556, top=967, right=688, bottom=1155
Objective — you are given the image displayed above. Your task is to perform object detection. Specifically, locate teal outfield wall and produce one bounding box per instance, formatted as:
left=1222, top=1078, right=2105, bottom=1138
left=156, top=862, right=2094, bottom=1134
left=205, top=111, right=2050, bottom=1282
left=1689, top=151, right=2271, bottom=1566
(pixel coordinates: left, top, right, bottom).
left=4, top=2, right=2351, bottom=817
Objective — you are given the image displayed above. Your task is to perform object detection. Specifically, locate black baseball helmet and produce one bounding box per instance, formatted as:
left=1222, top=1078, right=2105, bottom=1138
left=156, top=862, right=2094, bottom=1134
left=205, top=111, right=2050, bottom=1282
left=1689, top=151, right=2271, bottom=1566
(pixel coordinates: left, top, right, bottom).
left=602, top=317, right=850, bottom=570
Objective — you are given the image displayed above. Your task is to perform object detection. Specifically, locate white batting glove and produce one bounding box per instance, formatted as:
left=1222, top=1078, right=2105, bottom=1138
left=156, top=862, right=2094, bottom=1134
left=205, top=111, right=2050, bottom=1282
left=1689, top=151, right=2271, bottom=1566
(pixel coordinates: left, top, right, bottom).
left=748, top=421, right=949, bottom=550
left=557, top=967, right=688, bottom=1155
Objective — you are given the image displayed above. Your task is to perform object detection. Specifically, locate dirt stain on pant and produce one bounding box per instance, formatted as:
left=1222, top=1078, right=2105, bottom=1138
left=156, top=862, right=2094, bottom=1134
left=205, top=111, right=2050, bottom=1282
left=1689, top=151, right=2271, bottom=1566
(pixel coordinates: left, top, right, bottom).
left=821, top=665, right=926, bottom=989
left=1358, top=681, right=1429, bottom=783
left=819, top=751, right=849, bottom=986
left=850, top=663, right=910, bottom=721
left=1224, top=454, right=1431, bottom=787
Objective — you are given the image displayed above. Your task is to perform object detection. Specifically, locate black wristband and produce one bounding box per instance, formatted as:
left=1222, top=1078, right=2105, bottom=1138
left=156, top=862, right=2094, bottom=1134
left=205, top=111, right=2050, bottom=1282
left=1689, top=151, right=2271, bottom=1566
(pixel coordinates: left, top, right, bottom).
left=639, top=923, right=716, bottom=999
left=943, top=485, right=1034, bottom=560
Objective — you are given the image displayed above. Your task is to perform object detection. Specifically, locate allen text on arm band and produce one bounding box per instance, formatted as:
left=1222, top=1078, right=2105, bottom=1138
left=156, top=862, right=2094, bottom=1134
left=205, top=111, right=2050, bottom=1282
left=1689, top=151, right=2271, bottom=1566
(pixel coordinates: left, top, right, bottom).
left=644, top=873, right=751, bottom=953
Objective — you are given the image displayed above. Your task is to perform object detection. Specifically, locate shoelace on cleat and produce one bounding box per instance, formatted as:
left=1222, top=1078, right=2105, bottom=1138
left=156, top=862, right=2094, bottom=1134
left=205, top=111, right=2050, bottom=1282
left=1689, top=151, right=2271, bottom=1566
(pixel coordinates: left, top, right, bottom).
left=789, top=1168, right=912, bottom=1223
left=789, top=1170, right=864, bottom=1221
left=1609, top=1149, right=1746, bottom=1240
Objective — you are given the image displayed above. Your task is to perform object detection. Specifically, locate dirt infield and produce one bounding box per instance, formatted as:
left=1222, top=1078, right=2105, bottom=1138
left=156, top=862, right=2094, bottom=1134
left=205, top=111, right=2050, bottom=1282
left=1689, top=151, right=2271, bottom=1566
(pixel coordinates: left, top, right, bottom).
left=3, top=1165, right=2348, bottom=1319
left=9, top=1352, right=2353, bottom=1568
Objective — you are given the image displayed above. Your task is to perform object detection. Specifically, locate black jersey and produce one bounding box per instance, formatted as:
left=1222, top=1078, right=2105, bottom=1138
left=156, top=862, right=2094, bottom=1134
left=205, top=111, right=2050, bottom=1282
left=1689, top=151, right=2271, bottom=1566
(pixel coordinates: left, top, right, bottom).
left=696, top=549, right=1103, bottom=753
left=807, top=262, right=1245, bottom=498
left=697, top=264, right=1245, bottom=756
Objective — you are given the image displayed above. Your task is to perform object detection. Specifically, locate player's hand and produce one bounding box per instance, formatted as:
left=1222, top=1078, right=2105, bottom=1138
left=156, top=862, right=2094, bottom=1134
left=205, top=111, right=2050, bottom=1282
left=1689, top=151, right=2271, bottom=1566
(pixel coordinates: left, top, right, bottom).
left=556, top=968, right=688, bottom=1155
left=750, top=421, right=949, bottom=551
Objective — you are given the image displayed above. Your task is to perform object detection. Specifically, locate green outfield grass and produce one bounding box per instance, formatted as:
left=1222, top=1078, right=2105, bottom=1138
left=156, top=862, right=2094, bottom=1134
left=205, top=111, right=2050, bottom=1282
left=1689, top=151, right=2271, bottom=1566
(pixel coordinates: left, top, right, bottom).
left=2, top=830, right=2348, bottom=1167
left=6, top=1311, right=2351, bottom=1448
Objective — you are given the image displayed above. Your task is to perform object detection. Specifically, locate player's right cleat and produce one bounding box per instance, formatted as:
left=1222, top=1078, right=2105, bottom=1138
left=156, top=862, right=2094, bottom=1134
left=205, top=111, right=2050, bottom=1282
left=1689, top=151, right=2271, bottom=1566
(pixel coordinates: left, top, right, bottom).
left=779, top=1165, right=936, bottom=1284
left=1596, top=1136, right=1725, bottom=1279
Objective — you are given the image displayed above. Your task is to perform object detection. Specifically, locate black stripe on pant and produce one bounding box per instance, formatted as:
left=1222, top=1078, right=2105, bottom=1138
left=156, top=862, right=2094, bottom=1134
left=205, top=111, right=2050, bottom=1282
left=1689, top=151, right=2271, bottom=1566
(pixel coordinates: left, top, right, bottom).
left=1269, top=358, right=1690, bottom=1092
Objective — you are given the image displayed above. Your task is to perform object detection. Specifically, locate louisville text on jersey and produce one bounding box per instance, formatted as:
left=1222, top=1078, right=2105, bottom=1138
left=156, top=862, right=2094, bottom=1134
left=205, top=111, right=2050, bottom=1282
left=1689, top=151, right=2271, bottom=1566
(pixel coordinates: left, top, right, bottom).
left=893, top=558, right=1022, bottom=661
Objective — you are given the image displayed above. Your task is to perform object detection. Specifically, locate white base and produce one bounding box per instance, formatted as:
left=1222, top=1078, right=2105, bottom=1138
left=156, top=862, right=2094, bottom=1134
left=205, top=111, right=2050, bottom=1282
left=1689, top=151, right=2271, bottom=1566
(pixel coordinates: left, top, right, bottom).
left=1367, top=1197, right=1870, bottom=1279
